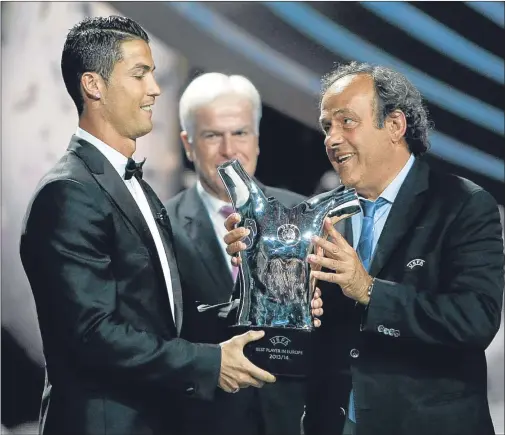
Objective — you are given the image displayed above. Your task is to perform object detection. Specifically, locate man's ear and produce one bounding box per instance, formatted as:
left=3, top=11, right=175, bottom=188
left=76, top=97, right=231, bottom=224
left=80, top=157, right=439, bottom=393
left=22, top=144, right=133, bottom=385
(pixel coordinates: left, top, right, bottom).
left=81, top=72, right=104, bottom=101
left=181, top=131, right=193, bottom=162
left=386, top=110, right=407, bottom=143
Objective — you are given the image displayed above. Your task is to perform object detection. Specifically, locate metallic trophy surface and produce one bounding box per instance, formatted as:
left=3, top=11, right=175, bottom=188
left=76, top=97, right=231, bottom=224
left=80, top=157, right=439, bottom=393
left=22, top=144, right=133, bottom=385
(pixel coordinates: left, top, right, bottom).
left=218, top=159, right=360, bottom=376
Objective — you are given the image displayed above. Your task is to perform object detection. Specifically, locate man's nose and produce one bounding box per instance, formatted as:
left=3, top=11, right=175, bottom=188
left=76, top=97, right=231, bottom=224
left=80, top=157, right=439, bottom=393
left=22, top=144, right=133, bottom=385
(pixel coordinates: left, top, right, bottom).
left=148, top=74, right=161, bottom=97
left=221, top=134, right=236, bottom=157
left=324, top=131, right=344, bottom=150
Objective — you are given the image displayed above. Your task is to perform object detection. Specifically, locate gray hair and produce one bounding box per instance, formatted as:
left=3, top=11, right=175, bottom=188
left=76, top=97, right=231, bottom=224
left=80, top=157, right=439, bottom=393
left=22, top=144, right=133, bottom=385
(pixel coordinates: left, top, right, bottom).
left=179, top=73, right=262, bottom=141
left=321, top=61, right=433, bottom=155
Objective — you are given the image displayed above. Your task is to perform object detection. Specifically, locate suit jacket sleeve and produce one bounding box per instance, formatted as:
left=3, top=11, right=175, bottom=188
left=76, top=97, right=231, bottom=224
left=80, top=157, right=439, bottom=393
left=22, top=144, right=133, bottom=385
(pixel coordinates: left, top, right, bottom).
left=20, top=179, right=221, bottom=400
left=362, top=189, right=504, bottom=350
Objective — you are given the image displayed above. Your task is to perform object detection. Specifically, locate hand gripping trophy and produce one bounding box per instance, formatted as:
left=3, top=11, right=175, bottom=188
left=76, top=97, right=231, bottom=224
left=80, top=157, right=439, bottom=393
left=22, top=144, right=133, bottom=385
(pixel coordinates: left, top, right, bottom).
left=218, top=160, right=360, bottom=376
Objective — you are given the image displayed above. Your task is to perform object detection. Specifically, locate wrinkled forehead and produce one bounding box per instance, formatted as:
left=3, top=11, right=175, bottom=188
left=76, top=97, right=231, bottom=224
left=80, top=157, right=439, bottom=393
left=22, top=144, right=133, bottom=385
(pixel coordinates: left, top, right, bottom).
left=320, top=74, right=375, bottom=117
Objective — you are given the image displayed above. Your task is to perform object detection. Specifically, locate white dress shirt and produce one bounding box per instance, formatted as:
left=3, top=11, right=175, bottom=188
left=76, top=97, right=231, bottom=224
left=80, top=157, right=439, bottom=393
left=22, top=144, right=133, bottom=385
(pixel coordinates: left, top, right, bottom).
left=196, top=180, right=235, bottom=275
left=351, top=154, right=416, bottom=257
left=75, top=127, right=175, bottom=321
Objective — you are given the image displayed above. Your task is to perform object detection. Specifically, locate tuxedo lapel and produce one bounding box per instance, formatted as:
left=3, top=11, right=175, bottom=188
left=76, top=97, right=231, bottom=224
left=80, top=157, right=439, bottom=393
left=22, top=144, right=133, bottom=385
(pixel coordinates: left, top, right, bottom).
left=139, top=179, right=183, bottom=335
left=181, top=187, right=233, bottom=301
left=68, top=137, right=160, bottom=260
left=369, top=159, right=430, bottom=277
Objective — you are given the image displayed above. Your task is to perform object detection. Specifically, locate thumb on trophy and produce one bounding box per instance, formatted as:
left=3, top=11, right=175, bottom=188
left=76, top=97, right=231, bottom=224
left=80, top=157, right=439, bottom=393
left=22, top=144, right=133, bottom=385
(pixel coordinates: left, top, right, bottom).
left=238, top=330, right=265, bottom=347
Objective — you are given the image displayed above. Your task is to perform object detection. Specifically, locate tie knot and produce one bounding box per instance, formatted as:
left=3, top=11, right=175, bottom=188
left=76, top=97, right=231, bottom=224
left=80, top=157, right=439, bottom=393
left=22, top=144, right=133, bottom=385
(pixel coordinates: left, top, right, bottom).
left=124, top=157, right=146, bottom=180
left=219, top=205, right=235, bottom=218
left=360, top=197, right=388, bottom=217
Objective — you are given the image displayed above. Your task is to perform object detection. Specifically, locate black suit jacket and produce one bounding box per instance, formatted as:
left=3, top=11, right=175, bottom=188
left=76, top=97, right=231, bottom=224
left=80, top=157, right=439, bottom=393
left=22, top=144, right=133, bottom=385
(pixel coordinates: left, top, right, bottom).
left=20, top=136, right=222, bottom=435
left=166, top=183, right=307, bottom=435
left=304, top=158, right=504, bottom=435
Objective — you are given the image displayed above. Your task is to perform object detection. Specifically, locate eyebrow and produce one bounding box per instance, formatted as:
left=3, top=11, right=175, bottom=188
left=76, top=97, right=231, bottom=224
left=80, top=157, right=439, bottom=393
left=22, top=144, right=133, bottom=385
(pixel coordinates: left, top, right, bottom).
left=129, top=63, right=156, bottom=72
left=332, top=108, right=354, bottom=116
left=199, top=127, right=251, bottom=137
left=232, top=126, right=250, bottom=132
left=199, top=129, right=221, bottom=135
left=320, top=108, right=355, bottom=121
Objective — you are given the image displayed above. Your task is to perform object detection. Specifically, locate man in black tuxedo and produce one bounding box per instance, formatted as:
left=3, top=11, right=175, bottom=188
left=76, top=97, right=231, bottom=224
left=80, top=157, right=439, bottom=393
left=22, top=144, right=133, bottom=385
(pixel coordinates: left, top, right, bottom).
left=19, top=17, right=277, bottom=435
left=225, top=62, right=504, bottom=435
left=165, top=73, right=308, bottom=435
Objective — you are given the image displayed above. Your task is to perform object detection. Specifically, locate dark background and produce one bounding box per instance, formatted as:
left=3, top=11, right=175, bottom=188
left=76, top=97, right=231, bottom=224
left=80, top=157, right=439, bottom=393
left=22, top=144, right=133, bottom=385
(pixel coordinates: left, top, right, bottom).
left=2, top=1, right=503, bottom=432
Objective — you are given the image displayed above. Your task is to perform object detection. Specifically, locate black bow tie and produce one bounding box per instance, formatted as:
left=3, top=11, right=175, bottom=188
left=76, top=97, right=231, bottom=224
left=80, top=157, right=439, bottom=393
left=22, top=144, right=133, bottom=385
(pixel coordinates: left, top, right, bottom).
left=124, top=157, right=146, bottom=180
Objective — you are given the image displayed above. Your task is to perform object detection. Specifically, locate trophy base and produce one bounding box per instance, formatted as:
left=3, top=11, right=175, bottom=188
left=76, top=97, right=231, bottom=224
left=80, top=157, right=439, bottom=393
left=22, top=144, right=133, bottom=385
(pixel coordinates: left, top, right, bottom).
left=230, top=325, right=312, bottom=378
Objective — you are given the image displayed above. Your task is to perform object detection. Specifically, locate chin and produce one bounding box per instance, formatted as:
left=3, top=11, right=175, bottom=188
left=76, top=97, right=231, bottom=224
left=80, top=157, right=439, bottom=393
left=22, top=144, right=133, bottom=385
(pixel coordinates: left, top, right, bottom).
left=207, top=182, right=228, bottom=201
left=339, top=175, right=357, bottom=188
left=135, top=125, right=153, bottom=139
left=143, top=121, right=154, bottom=133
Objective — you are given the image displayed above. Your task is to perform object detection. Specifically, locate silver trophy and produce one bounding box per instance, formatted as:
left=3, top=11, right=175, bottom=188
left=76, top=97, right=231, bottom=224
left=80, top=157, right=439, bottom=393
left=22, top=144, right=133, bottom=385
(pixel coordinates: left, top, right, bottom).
left=218, top=160, right=360, bottom=376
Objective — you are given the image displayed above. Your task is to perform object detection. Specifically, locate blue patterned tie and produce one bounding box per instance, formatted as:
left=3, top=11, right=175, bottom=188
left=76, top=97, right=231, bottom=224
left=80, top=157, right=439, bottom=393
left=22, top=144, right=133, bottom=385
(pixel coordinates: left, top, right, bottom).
left=356, top=198, right=388, bottom=271
left=349, top=197, right=388, bottom=422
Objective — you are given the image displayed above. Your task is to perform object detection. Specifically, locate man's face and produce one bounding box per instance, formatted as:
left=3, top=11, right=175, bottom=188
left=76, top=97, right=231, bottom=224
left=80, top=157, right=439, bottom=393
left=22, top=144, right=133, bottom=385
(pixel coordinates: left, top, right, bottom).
left=182, top=94, right=260, bottom=202
left=100, top=39, right=161, bottom=140
left=319, top=74, right=397, bottom=199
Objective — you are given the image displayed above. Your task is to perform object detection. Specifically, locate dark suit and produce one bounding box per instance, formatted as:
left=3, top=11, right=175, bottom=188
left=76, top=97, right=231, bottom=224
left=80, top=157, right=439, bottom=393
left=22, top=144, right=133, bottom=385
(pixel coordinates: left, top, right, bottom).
left=304, top=158, right=504, bottom=435
left=166, top=183, right=307, bottom=435
left=20, top=136, right=222, bottom=435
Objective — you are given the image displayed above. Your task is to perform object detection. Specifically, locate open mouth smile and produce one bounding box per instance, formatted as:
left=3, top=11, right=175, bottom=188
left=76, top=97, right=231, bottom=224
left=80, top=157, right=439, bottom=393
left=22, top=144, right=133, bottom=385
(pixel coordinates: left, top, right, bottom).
left=335, top=153, right=355, bottom=165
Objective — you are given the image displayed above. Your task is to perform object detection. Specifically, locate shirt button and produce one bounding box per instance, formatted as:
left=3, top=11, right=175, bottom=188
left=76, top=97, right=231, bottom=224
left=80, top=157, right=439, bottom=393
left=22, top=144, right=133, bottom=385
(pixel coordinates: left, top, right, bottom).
left=350, top=348, right=360, bottom=358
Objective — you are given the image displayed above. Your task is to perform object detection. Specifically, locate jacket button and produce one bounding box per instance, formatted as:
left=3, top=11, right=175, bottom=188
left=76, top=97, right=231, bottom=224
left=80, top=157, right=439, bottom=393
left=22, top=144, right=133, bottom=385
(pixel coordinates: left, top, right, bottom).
left=185, top=384, right=196, bottom=395
left=339, top=407, right=346, bottom=416
left=350, top=348, right=360, bottom=358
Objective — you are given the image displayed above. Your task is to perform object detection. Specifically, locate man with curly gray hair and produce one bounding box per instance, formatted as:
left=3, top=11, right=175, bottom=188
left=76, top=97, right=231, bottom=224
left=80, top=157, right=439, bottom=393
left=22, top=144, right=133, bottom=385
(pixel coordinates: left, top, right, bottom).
left=220, top=60, right=504, bottom=435
left=301, top=61, right=504, bottom=435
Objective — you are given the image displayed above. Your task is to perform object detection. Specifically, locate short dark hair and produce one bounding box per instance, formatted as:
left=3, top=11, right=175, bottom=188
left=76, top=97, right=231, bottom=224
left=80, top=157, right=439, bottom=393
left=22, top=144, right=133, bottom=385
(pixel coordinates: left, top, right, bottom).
left=321, top=61, right=432, bottom=156
left=61, top=16, right=149, bottom=116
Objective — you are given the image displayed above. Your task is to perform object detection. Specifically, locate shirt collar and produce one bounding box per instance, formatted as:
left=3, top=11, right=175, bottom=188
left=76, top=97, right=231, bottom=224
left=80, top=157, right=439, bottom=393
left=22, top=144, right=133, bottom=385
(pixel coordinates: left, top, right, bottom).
left=196, top=180, right=231, bottom=216
left=75, top=127, right=128, bottom=179
left=358, top=154, right=415, bottom=205
left=379, top=154, right=416, bottom=204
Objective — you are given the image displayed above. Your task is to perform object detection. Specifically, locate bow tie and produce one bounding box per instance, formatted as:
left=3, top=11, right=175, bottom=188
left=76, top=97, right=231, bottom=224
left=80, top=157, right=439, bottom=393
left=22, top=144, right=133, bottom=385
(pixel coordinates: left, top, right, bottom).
left=124, top=157, right=146, bottom=180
